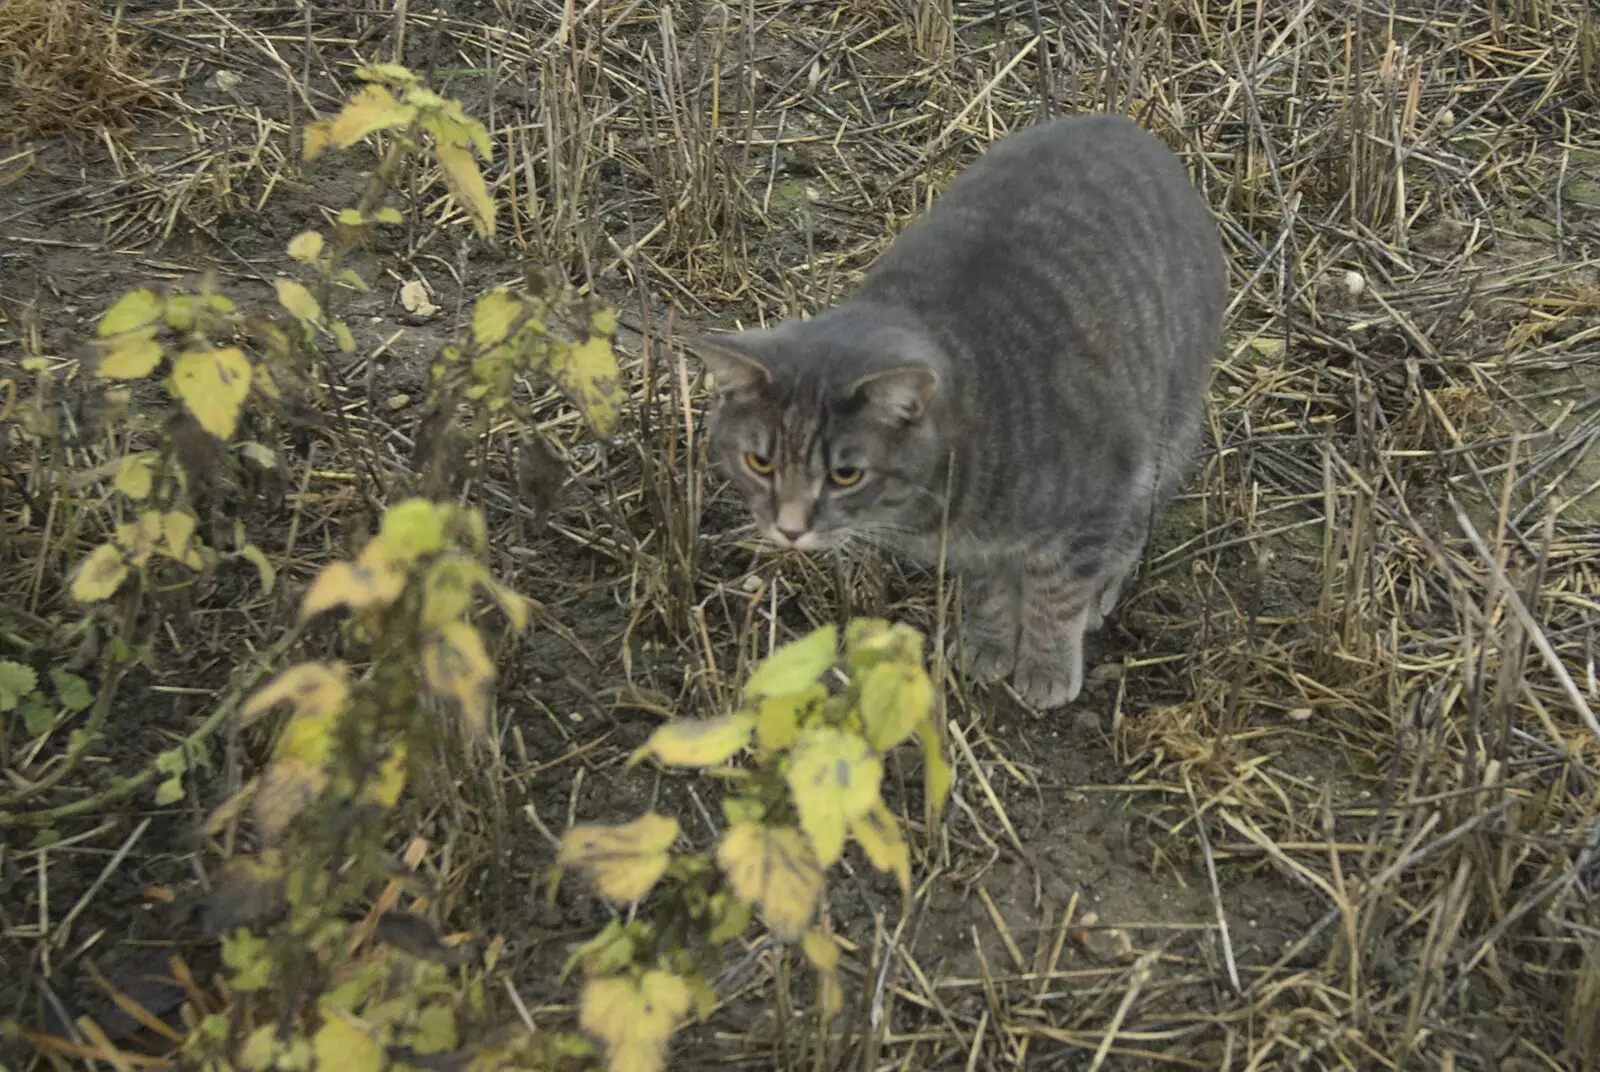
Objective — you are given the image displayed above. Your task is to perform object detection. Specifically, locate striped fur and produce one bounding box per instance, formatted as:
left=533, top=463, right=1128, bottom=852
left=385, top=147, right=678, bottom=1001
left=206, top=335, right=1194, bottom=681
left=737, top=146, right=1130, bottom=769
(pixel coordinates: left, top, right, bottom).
left=699, top=114, right=1227, bottom=709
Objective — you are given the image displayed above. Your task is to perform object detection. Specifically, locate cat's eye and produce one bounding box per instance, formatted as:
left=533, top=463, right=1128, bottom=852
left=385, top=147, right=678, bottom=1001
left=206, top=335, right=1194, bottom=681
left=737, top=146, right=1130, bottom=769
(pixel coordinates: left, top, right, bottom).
left=743, top=451, right=774, bottom=476
left=828, top=465, right=864, bottom=488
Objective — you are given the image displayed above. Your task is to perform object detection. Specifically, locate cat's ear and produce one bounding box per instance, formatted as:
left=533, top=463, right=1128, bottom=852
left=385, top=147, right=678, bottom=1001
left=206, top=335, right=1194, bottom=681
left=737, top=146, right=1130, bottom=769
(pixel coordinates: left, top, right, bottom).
left=693, top=333, right=775, bottom=394
left=848, top=365, right=939, bottom=423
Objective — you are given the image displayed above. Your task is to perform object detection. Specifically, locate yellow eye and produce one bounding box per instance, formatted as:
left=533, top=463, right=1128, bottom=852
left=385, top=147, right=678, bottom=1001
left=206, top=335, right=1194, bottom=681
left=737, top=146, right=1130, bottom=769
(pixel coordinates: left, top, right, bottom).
left=743, top=451, right=774, bottom=475
left=828, top=465, right=864, bottom=487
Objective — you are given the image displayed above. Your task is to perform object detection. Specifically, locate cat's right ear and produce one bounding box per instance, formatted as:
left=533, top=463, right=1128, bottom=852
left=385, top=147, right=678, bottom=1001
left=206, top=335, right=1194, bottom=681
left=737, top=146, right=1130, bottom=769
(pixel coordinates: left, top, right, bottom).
left=693, top=334, right=775, bottom=395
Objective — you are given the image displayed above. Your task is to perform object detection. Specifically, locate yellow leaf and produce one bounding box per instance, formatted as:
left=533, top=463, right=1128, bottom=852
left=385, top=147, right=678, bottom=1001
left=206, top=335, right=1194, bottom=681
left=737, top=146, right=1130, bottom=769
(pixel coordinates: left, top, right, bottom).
left=484, top=578, right=530, bottom=632
left=439, top=100, right=493, bottom=159
left=275, top=279, right=322, bottom=323
left=421, top=621, right=494, bottom=738
left=629, top=712, right=755, bottom=768
left=332, top=321, right=356, bottom=353
left=311, top=1013, right=381, bottom=1072
left=241, top=662, right=350, bottom=728
left=372, top=206, right=404, bottom=225
left=252, top=362, right=283, bottom=401
left=71, top=543, right=128, bottom=603
left=327, top=84, right=417, bottom=149
left=716, top=822, right=823, bottom=941
left=544, top=333, right=623, bottom=437
left=276, top=705, right=339, bottom=767
left=299, top=550, right=406, bottom=620
left=354, top=62, right=419, bottom=89
left=97, top=288, right=164, bottom=337
left=115, top=454, right=155, bottom=500
left=303, top=121, right=331, bottom=161
left=558, top=812, right=680, bottom=904
left=172, top=347, right=252, bottom=439
left=164, top=295, right=197, bottom=331
left=858, top=661, right=934, bottom=753
left=918, top=720, right=953, bottom=818
left=786, top=727, right=882, bottom=867
left=287, top=231, right=325, bottom=263
left=241, top=543, right=277, bottom=594
left=844, top=618, right=924, bottom=672
left=240, top=1024, right=278, bottom=1071
left=162, top=510, right=205, bottom=569
left=421, top=554, right=482, bottom=628
left=578, top=971, right=690, bottom=1072
left=376, top=498, right=448, bottom=565
left=755, top=694, right=801, bottom=755
left=848, top=800, right=911, bottom=901
left=801, top=930, right=844, bottom=1021
left=433, top=139, right=496, bottom=238
left=116, top=511, right=163, bottom=567
left=252, top=754, right=328, bottom=842
left=96, top=329, right=164, bottom=379
left=471, top=288, right=523, bottom=349
left=408, top=1002, right=457, bottom=1055
left=745, top=625, right=837, bottom=699
left=363, top=742, right=407, bottom=808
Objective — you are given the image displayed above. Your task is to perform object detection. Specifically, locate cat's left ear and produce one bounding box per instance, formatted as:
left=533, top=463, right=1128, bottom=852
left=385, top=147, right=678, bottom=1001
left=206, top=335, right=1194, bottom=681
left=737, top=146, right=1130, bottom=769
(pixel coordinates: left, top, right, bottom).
left=848, top=365, right=939, bottom=423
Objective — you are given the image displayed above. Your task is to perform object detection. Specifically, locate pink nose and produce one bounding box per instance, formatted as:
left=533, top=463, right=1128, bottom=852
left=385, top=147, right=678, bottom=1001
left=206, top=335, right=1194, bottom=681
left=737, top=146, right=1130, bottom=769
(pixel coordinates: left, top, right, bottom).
left=776, top=524, right=807, bottom=542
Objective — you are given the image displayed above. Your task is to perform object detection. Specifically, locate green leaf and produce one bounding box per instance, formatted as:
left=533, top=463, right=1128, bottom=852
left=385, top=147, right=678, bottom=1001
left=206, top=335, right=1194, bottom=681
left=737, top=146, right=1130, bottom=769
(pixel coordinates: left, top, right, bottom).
left=50, top=669, right=93, bottom=713
left=155, top=777, right=185, bottom=806
left=745, top=626, right=837, bottom=699
left=857, top=661, right=934, bottom=753
left=0, top=660, right=38, bottom=711
left=222, top=929, right=273, bottom=992
left=20, top=693, right=55, bottom=737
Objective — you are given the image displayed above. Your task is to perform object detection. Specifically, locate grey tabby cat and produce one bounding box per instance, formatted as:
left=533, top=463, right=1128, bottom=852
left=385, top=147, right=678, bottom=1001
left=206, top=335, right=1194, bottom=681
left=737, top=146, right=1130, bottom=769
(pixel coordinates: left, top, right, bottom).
left=697, top=114, right=1227, bottom=709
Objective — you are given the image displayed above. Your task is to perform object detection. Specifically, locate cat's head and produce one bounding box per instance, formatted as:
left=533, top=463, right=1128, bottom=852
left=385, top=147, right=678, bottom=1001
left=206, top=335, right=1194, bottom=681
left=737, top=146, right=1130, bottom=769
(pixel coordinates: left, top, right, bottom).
left=696, top=310, right=948, bottom=551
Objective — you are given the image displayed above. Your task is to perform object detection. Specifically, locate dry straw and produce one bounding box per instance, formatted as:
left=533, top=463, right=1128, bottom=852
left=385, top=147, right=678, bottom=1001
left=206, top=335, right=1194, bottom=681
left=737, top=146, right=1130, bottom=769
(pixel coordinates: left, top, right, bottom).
left=2, top=0, right=1598, bottom=1068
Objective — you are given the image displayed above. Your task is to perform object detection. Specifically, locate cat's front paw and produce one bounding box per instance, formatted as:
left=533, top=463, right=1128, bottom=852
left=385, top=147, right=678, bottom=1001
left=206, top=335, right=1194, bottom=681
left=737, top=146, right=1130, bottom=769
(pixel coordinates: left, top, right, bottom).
left=948, top=626, right=1016, bottom=683
left=1010, top=651, right=1083, bottom=709
left=1011, top=616, right=1087, bottom=709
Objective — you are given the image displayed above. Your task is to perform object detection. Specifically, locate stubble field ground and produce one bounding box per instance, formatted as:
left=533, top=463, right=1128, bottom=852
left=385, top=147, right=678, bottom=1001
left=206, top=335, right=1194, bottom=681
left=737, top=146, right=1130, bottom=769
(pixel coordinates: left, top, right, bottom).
left=2, top=0, right=1599, bottom=1067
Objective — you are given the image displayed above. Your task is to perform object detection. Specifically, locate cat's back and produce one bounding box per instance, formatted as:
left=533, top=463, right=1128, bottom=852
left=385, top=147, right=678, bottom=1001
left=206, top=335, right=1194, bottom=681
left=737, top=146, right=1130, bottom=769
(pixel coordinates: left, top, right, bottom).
left=848, top=113, right=1227, bottom=548
left=859, top=113, right=1222, bottom=315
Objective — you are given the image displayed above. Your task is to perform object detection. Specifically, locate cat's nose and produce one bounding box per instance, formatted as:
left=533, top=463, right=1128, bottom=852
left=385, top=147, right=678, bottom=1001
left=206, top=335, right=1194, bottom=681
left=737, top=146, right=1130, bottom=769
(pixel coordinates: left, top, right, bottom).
left=775, top=524, right=808, bottom=543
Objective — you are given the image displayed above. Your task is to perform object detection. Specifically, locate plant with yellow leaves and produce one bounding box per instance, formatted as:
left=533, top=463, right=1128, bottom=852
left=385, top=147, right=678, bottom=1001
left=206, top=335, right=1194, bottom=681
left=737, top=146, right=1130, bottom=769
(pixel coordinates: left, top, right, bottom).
left=554, top=619, right=951, bottom=1072
left=175, top=496, right=600, bottom=1072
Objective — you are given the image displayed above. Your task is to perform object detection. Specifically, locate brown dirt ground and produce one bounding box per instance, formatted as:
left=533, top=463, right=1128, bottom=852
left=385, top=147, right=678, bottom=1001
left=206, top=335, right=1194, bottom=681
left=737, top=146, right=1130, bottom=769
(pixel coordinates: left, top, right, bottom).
left=3, top=1, right=1599, bottom=1069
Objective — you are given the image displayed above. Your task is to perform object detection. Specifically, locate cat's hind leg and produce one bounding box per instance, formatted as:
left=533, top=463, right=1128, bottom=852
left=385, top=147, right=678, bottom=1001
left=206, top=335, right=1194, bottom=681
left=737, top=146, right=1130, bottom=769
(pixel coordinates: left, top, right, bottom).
left=1086, top=544, right=1145, bottom=632
left=950, top=559, right=1022, bottom=683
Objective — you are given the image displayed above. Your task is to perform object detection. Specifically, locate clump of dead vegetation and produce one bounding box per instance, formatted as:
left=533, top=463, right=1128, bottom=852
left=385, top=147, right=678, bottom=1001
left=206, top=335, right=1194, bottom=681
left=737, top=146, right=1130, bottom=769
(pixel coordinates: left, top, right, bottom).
left=0, top=0, right=172, bottom=139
